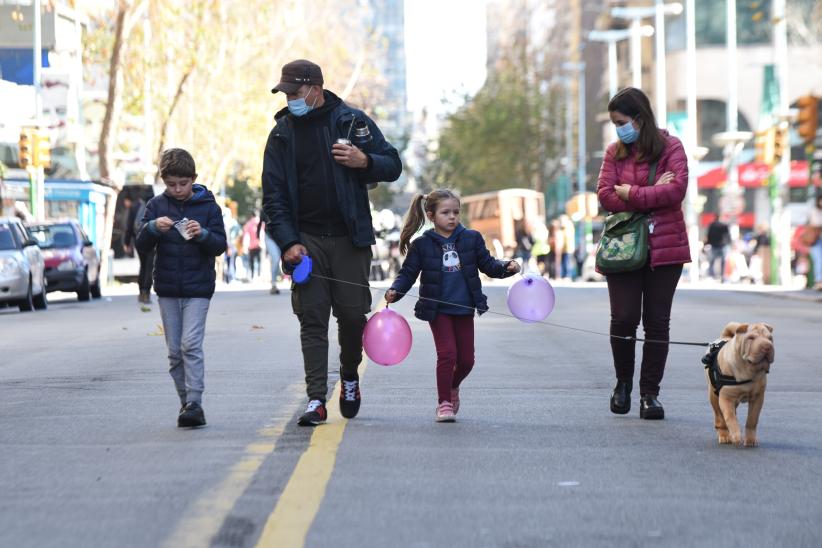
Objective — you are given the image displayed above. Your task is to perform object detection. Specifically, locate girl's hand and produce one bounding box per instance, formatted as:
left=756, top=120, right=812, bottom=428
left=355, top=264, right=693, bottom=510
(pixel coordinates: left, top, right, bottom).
left=506, top=260, right=521, bottom=273
left=385, top=289, right=398, bottom=303
left=615, top=184, right=631, bottom=201
left=655, top=171, right=675, bottom=185
left=186, top=220, right=202, bottom=239
left=155, top=216, right=174, bottom=232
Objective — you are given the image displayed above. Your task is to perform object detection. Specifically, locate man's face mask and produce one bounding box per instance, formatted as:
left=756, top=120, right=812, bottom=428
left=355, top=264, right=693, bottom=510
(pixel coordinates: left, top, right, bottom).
left=615, top=118, right=639, bottom=144
left=287, top=86, right=319, bottom=117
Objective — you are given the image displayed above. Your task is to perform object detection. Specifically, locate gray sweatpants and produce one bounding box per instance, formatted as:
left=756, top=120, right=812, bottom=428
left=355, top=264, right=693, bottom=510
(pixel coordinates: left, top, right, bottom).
left=158, top=297, right=211, bottom=405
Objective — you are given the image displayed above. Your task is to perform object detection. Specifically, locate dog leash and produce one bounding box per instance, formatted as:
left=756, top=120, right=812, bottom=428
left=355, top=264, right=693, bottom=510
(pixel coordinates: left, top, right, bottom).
left=308, top=273, right=712, bottom=349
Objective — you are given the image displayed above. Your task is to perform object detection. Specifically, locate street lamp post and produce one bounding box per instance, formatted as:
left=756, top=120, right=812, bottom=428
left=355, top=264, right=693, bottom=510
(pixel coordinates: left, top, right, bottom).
left=588, top=27, right=654, bottom=99
left=685, top=0, right=701, bottom=283
left=562, top=61, right=592, bottom=260
left=713, top=131, right=753, bottom=243
left=772, top=0, right=792, bottom=286
left=611, top=3, right=683, bottom=126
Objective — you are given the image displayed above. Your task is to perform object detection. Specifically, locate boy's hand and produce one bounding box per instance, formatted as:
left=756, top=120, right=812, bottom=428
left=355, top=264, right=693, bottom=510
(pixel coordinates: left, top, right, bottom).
left=506, top=261, right=521, bottom=273
left=155, top=217, right=174, bottom=232
left=385, top=289, right=398, bottom=303
left=186, top=220, right=202, bottom=239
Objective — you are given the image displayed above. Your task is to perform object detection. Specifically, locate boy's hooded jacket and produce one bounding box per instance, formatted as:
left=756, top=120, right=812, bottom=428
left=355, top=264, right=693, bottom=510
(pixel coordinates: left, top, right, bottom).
left=389, top=225, right=515, bottom=321
left=136, top=184, right=227, bottom=298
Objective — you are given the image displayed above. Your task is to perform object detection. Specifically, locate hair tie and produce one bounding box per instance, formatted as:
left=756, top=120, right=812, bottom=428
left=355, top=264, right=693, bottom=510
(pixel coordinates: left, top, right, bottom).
left=422, top=194, right=428, bottom=200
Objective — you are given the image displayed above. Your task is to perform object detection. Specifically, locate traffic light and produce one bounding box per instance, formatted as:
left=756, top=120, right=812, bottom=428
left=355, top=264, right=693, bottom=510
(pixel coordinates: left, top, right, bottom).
left=773, top=124, right=789, bottom=165
left=33, top=131, right=51, bottom=170
left=18, top=129, right=34, bottom=169
left=796, top=95, right=819, bottom=145
left=754, top=128, right=775, bottom=165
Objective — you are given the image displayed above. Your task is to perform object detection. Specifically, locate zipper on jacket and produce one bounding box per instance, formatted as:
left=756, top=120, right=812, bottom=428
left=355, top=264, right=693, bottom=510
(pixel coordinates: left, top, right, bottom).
left=322, top=126, right=336, bottom=236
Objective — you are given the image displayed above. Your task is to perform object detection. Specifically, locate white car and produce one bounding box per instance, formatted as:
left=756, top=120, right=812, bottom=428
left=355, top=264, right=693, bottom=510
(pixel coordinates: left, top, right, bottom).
left=0, top=217, right=48, bottom=312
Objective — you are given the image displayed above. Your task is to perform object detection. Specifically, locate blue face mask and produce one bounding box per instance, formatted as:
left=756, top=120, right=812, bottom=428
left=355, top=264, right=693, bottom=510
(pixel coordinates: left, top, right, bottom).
left=287, top=87, right=318, bottom=117
left=616, top=119, right=639, bottom=144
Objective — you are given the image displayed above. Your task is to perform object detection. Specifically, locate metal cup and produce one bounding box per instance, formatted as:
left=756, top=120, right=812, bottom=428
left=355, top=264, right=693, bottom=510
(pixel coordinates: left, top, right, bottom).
left=336, top=138, right=352, bottom=146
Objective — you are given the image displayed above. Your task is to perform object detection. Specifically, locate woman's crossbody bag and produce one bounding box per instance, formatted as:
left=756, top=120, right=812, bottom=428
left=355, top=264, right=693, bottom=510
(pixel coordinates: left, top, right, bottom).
left=595, top=162, right=658, bottom=274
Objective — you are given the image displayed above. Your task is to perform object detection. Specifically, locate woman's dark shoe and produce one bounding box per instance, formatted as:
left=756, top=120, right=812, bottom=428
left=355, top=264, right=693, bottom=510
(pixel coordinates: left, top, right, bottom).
left=639, top=394, right=665, bottom=420
left=610, top=380, right=632, bottom=414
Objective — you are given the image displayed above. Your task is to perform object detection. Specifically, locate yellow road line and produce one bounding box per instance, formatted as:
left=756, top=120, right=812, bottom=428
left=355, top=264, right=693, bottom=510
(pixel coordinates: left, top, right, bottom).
left=255, top=361, right=368, bottom=548
left=162, top=383, right=304, bottom=548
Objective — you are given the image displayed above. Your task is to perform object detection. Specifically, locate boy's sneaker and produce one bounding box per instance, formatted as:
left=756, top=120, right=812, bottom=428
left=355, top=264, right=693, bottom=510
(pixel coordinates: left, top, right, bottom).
left=435, top=401, right=456, bottom=422
left=451, top=388, right=460, bottom=414
left=339, top=378, right=361, bottom=419
left=298, top=399, right=327, bottom=426
left=178, top=402, right=206, bottom=428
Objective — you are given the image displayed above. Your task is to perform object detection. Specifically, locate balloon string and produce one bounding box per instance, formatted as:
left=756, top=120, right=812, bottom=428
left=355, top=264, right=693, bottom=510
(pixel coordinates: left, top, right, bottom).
left=308, top=273, right=710, bottom=348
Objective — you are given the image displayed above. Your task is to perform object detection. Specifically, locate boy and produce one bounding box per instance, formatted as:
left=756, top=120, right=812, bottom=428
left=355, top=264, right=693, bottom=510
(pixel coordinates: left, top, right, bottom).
left=136, top=148, right=227, bottom=427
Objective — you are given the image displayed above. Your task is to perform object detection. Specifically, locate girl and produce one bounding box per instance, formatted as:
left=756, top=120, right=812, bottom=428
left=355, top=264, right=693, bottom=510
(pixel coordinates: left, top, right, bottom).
left=386, top=190, right=520, bottom=422
left=597, top=87, right=690, bottom=420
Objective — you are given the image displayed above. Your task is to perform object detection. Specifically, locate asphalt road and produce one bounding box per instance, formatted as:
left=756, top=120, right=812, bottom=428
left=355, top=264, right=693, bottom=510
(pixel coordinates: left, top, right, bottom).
left=1, top=282, right=820, bottom=547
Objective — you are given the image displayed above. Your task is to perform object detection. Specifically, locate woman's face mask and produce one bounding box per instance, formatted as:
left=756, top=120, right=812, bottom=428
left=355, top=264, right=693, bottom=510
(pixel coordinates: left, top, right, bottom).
left=615, top=118, right=639, bottom=144
left=287, top=87, right=318, bottom=117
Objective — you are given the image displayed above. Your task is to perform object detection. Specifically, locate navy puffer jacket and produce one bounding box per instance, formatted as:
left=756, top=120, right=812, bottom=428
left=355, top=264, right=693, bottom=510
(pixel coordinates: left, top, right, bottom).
left=135, top=185, right=227, bottom=298
left=389, top=226, right=515, bottom=321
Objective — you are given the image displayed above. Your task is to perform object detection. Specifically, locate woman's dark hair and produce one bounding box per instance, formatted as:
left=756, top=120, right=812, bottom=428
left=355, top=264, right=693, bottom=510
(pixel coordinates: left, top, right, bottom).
left=608, top=87, right=666, bottom=163
left=399, top=189, right=460, bottom=255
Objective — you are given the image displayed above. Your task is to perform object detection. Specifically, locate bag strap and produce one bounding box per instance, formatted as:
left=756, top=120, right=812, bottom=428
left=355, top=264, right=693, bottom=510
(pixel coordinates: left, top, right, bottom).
left=646, top=161, right=658, bottom=186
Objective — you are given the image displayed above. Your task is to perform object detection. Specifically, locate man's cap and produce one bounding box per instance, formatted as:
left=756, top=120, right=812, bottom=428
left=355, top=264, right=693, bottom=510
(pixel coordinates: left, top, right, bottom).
left=271, top=59, right=324, bottom=94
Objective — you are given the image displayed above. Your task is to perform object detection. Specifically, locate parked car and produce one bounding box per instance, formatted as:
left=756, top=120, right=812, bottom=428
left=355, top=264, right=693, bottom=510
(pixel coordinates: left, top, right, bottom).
left=27, top=220, right=101, bottom=301
left=0, top=217, right=48, bottom=312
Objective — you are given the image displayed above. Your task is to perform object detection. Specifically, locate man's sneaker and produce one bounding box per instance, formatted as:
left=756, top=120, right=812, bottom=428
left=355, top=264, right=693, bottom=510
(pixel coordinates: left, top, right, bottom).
left=298, top=399, right=327, bottom=426
left=451, top=388, right=460, bottom=415
left=178, top=402, right=206, bottom=427
left=339, top=378, right=361, bottom=419
left=436, top=401, right=456, bottom=422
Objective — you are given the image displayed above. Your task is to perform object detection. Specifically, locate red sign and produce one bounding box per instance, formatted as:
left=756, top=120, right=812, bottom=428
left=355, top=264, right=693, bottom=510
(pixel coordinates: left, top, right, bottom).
left=698, top=160, right=811, bottom=189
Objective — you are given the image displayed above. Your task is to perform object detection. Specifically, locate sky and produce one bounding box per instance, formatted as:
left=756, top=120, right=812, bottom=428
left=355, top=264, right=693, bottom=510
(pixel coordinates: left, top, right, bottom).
left=403, top=0, right=488, bottom=119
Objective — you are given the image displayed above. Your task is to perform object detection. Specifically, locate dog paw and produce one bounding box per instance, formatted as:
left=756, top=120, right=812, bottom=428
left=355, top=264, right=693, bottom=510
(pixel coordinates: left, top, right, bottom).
left=744, top=436, right=759, bottom=447
left=717, top=433, right=732, bottom=444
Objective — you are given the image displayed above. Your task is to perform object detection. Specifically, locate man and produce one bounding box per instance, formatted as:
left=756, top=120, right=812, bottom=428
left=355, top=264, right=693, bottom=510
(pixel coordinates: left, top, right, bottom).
left=705, top=217, right=731, bottom=282
left=262, top=59, right=402, bottom=426
left=123, top=195, right=155, bottom=304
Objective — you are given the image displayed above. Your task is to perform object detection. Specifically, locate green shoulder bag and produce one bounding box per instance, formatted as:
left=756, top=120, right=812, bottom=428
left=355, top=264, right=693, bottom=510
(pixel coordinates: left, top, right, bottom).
left=595, top=162, right=657, bottom=274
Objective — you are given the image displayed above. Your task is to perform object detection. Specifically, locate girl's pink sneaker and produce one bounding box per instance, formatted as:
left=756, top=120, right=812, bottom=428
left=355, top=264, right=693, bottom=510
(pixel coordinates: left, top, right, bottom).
left=436, top=401, right=456, bottom=422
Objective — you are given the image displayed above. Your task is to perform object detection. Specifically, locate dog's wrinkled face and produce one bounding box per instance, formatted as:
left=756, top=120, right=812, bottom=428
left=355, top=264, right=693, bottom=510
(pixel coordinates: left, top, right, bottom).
left=733, top=323, right=775, bottom=370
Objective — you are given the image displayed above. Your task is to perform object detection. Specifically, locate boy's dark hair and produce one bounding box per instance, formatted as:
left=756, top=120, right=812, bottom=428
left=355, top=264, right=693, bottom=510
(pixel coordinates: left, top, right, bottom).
left=159, top=148, right=197, bottom=178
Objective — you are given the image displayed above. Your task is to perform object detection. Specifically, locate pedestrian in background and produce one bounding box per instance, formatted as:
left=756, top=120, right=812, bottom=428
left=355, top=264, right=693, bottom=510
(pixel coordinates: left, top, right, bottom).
left=262, top=59, right=402, bottom=426
left=596, top=87, right=690, bottom=420
left=807, top=193, right=822, bottom=290
left=261, top=211, right=282, bottom=294
left=386, top=189, right=520, bottom=422
left=705, top=216, right=731, bottom=282
left=123, top=195, right=155, bottom=304
left=242, top=212, right=262, bottom=280
left=136, top=148, right=227, bottom=428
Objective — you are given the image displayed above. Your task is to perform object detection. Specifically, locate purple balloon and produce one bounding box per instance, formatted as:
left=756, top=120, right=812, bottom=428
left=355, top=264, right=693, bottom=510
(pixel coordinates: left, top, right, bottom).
left=363, top=308, right=413, bottom=366
left=507, top=274, right=556, bottom=323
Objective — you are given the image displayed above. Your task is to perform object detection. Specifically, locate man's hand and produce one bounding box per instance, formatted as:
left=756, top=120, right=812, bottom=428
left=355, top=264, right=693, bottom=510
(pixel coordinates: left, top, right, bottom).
left=615, top=184, right=631, bottom=201
left=332, top=143, right=369, bottom=169
left=385, top=289, right=398, bottom=303
left=186, top=220, right=202, bottom=239
left=655, top=171, right=675, bottom=185
left=506, top=261, right=521, bottom=273
left=283, top=243, right=308, bottom=265
left=155, top=216, right=174, bottom=232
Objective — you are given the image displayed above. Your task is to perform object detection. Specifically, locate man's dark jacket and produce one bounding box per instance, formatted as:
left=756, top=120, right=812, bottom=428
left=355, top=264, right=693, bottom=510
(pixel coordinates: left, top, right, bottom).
left=389, top=226, right=515, bottom=321
left=261, top=90, right=402, bottom=252
left=135, top=184, right=227, bottom=298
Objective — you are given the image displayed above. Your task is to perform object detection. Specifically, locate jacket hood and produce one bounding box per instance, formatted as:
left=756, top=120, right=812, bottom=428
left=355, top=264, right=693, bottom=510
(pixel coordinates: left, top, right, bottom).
left=165, top=183, right=215, bottom=205
left=274, top=90, right=343, bottom=121
left=424, top=223, right=466, bottom=243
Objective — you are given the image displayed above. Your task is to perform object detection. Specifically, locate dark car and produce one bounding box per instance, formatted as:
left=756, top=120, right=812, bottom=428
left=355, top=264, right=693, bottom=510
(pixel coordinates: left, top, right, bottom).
left=28, top=220, right=101, bottom=301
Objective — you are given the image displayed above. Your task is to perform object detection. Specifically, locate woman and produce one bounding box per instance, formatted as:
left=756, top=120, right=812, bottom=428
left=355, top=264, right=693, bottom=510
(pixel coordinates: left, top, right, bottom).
left=596, top=87, right=690, bottom=420
left=807, top=193, right=822, bottom=290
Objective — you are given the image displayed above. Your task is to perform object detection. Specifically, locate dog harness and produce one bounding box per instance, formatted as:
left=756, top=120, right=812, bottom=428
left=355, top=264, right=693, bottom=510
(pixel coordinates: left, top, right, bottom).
left=702, top=340, right=765, bottom=396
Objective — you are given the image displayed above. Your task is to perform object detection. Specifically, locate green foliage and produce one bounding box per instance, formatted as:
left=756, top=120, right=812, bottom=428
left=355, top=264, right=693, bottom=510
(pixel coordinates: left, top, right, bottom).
left=429, top=63, right=560, bottom=196
left=226, top=177, right=260, bottom=222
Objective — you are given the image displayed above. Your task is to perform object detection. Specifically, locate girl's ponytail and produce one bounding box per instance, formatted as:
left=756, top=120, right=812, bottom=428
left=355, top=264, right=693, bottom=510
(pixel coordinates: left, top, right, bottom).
left=399, top=194, right=426, bottom=255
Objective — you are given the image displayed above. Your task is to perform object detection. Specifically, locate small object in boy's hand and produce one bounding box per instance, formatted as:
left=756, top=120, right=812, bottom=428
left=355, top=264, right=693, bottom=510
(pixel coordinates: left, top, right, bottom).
left=174, top=218, right=193, bottom=240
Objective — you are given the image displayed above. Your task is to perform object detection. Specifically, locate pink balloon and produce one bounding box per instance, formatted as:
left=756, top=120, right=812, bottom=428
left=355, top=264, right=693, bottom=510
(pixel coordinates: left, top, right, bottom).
left=507, top=274, right=556, bottom=323
left=363, top=308, right=413, bottom=366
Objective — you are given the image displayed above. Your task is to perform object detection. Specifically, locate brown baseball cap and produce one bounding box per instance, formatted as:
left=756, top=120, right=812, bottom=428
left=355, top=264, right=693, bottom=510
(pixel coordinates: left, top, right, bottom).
left=271, top=59, right=324, bottom=94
